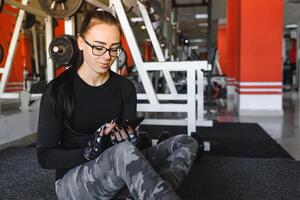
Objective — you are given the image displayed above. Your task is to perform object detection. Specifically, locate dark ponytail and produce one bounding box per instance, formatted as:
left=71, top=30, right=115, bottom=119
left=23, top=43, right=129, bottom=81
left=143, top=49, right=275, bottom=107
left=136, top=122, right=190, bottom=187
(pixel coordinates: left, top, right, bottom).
left=49, top=8, right=121, bottom=122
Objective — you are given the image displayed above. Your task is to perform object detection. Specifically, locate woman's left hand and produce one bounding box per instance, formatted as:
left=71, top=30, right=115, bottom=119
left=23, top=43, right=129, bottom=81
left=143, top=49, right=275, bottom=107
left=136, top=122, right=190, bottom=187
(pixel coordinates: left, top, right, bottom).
left=110, top=124, right=138, bottom=145
left=111, top=124, right=128, bottom=142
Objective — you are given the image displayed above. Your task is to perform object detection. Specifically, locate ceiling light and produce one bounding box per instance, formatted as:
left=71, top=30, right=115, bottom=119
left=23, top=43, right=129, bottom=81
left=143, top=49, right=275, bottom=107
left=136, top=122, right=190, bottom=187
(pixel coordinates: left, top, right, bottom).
left=190, top=39, right=205, bottom=43
left=285, top=24, right=298, bottom=29
left=141, top=25, right=146, bottom=30
left=130, top=17, right=143, bottom=22
left=195, top=14, right=208, bottom=19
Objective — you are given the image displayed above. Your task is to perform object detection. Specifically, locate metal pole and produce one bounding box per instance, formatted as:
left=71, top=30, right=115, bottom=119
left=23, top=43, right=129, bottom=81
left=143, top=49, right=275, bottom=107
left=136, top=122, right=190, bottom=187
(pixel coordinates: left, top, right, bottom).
left=31, top=26, right=40, bottom=75
left=206, top=0, right=212, bottom=110
left=109, top=0, right=118, bottom=72
left=297, top=23, right=300, bottom=92
left=64, top=16, right=76, bottom=36
left=45, top=16, right=54, bottom=83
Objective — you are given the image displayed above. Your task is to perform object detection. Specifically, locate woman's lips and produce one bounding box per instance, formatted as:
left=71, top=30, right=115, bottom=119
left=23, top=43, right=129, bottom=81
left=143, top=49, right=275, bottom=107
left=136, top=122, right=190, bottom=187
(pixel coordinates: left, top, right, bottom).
left=98, top=63, right=109, bottom=68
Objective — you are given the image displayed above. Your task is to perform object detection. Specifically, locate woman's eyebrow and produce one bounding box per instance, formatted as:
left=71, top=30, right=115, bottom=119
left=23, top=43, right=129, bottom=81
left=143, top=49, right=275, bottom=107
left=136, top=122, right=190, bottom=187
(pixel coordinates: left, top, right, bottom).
left=93, top=41, right=121, bottom=46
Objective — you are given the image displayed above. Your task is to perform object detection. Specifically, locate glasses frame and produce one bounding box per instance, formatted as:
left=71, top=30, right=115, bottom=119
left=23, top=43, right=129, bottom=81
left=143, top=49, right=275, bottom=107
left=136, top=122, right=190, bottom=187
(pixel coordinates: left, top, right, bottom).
left=82, top=38, right=121, bottom=57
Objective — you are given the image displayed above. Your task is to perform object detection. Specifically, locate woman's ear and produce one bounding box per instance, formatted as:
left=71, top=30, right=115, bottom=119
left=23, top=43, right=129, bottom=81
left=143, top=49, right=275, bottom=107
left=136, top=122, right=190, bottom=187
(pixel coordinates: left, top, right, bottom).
left=77, top=36, right=84, bottom=51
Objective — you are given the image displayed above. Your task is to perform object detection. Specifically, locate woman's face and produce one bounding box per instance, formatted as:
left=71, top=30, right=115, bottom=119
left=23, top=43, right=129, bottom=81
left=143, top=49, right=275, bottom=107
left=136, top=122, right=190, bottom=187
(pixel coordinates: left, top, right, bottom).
left=78, top=23, right=121, bottom=75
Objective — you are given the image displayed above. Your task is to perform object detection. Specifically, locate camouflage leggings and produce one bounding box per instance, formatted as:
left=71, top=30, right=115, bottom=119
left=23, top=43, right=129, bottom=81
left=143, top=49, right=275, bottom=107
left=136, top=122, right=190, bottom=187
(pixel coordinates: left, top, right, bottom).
left=55, top=134, right=198, bottom=200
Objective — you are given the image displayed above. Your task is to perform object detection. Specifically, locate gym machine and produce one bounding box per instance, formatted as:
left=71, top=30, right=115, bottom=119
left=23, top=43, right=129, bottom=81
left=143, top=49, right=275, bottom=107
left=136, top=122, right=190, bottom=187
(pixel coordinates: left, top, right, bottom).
left=112, top=0, right=212, bottom=134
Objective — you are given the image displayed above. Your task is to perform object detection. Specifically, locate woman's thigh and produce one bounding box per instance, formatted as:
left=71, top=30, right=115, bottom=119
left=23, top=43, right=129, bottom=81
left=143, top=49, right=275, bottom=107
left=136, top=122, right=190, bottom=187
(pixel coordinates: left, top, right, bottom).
left=55, top=143, right=130, bottom=200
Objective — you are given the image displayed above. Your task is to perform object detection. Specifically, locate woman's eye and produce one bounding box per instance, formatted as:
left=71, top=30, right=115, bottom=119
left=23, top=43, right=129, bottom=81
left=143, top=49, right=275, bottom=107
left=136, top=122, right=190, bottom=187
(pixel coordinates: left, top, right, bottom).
left=95, top=46, right=105, bottom=51
left=111, top=48, right=119, bottom=52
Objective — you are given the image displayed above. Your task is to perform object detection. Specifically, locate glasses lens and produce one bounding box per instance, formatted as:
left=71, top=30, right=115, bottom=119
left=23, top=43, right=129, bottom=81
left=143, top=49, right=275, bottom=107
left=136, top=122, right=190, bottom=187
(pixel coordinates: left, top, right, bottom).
left=93, top=47, right=107, bottom=56
left=91, top=45, right=121, bottom=57
left=110, top=48, right=121, bottom=57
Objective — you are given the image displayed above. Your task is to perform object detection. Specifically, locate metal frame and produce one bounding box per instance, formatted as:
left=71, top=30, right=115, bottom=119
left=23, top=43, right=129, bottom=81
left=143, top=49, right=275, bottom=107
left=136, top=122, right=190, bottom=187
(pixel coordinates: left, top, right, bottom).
left=112, top=0, right=212, bottom=134
left=31, top=26, right=40, bottom=75
left=45, top=16, right=54, bottom=83
left=137, top=1, right=177, bottom=95
left=137, top=1, right=210, bottom=125
left=0, top=2, right=70, bottom=99
left=0, top=0, right=32, bottom=99
left=297, top=23, right=300, bottom=92
left=64, top=16, right=76, bottom=35
left=0, top=0, right=213, bottom=133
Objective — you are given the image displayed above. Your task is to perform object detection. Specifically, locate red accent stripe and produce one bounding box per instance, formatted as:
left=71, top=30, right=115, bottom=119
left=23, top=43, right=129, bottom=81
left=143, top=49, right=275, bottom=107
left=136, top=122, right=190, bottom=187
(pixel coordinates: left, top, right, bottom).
left=239, top=92, right=282, bottom=95
left=239, top=85, right=282, bottom=89
left=235, top=89, right=282, bottom=95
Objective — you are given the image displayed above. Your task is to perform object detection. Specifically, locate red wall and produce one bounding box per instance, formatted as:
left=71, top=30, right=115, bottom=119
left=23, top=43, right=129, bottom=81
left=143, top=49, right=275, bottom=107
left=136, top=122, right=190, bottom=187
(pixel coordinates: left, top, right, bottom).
left=239, top=0, right=282, bottom=82
left=121, top=35, right=134, bottom=68
left=217, top=25, right=228, bottom=75
left=226, top=0, right=240, bottom=81
left=143, top=41, right=153, bottom=62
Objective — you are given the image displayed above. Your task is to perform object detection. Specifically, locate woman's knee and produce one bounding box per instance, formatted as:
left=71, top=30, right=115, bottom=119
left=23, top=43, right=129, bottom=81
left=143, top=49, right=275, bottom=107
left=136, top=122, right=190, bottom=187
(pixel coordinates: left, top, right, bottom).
left=174, top=134, right=198, bottom=152
left=175, top=134, right=197, bottom=144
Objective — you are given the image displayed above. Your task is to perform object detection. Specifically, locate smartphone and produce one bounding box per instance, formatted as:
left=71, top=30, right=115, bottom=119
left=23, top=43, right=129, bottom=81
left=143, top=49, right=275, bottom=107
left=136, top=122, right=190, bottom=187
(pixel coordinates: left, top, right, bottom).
left=123, top=117, right=144, bottom=129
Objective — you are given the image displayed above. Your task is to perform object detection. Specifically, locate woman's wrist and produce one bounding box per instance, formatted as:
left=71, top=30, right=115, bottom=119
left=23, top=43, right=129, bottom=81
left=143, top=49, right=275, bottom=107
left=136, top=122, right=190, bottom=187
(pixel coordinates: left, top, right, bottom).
left=82, top=124, right=108, bottom=161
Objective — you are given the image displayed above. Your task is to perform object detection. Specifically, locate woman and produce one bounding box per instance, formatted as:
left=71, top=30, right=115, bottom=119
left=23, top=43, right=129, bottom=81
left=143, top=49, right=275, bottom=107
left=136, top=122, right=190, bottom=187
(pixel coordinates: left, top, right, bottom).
left=37, top=8, right=198, bottom=200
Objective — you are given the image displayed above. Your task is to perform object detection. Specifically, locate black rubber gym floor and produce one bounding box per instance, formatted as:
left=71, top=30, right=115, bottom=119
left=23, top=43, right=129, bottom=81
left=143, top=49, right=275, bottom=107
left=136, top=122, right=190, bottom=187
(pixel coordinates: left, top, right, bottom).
left=0, top=122, right=299, bottom=200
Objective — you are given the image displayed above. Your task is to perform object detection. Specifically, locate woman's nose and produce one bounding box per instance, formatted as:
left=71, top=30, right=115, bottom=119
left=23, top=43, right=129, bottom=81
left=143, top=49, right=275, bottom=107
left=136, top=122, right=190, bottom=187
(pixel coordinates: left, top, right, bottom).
left=102, top=50, right=111, bottom=60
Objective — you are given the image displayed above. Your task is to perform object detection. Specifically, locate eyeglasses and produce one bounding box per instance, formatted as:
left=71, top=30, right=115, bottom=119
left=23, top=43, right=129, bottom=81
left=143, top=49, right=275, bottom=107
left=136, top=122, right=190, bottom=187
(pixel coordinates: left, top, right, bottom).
left=82, top=38, right=121, bottom=57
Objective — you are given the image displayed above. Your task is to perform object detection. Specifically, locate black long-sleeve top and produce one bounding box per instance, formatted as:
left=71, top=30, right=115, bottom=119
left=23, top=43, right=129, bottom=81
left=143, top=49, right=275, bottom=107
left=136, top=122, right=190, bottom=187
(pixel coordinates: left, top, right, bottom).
left=36, top=70, right=137, bottom=180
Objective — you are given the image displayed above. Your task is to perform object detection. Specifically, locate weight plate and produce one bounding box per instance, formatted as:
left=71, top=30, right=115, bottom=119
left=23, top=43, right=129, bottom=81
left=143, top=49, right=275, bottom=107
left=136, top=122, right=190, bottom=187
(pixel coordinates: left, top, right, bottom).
left=0, top=43, right=4, bottom=63
left=38, top=0, right=83, bottom=19
left=49, top=35, right=76, bottom=67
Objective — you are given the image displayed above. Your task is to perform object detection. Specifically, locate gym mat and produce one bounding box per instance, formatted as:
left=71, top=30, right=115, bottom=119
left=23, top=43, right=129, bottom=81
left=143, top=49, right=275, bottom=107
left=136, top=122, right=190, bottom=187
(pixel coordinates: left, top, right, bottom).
left=140, top=122, right=294, bottom=159
left=0, top=123, right=298, bottom=200
left=177, top=156, right=300, bottom=200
